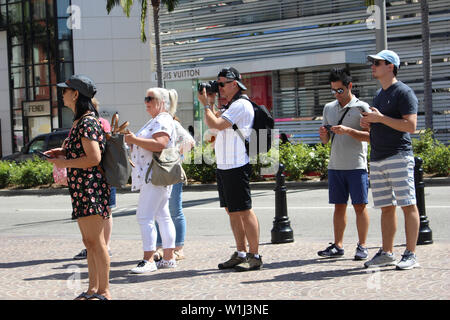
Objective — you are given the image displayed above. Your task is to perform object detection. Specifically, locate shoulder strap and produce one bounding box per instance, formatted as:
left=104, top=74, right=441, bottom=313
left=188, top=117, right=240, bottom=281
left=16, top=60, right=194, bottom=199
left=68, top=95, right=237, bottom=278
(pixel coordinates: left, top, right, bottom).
left=330, top=107, right=350, bottom=145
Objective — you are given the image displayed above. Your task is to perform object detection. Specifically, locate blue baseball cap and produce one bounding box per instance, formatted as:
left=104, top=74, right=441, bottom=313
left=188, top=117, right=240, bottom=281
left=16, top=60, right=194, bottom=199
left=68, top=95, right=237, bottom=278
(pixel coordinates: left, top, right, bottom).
left=367, top=50, right=400, bottom=68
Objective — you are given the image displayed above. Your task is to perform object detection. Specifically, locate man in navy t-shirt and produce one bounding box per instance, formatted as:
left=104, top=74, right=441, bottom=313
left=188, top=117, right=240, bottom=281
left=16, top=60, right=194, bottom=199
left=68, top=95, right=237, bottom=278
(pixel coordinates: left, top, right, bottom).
left=360, top=50, right=420, bottom=271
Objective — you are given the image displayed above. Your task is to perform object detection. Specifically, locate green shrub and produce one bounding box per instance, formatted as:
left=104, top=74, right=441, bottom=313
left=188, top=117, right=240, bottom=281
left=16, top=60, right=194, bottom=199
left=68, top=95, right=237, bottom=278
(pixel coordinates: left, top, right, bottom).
left=183, top=144, right=217, bottom=183
left=9, top=157, right=54, bottom=188
left=413, top=129, right=450, bottom=176
left=307, top=143, right=330, bottom=178
left=0, top=161, right=16, bottom=188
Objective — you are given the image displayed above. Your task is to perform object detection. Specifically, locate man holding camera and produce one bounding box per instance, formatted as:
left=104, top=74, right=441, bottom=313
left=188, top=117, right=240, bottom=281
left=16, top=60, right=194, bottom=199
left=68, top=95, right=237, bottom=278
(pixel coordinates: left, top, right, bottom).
left=318, top=68, right=371, bottom=261
left=197, top=67, right=262, bottom=272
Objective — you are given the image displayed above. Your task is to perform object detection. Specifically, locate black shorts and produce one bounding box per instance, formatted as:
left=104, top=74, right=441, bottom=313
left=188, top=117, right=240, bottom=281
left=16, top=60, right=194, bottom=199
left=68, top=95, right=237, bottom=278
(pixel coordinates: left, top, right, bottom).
left=216, top=163, right=252, bottom=213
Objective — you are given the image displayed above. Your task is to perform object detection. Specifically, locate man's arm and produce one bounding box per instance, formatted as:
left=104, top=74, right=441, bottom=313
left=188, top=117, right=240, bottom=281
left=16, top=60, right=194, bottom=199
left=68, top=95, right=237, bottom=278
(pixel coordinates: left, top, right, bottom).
left=362, top=107, right=417, bottom=133
left=198, top=89, right=232, bottom=131
left=204, top=108, right=232, bottom=131
left=331, top=125, right=370, bottom=142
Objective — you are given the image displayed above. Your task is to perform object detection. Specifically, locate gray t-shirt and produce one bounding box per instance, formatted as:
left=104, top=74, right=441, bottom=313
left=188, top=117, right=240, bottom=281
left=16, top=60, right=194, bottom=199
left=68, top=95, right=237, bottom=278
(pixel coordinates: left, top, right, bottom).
left=322, top=97, right=368, bottom=170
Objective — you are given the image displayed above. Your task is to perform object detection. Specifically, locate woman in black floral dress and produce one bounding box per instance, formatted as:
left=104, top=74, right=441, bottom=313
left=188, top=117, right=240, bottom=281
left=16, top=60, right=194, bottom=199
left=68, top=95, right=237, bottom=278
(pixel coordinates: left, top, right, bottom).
left=46, top=75, right=111, bottom=300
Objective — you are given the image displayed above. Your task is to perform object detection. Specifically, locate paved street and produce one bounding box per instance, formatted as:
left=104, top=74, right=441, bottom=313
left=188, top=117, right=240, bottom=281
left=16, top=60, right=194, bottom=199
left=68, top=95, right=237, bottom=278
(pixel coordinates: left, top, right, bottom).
left=0, top=182, right=449, bottom=301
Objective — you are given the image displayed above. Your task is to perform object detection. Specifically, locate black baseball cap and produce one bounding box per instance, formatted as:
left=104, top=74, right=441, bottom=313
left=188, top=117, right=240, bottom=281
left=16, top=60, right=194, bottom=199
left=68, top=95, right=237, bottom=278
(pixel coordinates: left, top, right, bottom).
left=217, top=67, right=247, bottom=91
left=57, top=74, right=97, bottom=98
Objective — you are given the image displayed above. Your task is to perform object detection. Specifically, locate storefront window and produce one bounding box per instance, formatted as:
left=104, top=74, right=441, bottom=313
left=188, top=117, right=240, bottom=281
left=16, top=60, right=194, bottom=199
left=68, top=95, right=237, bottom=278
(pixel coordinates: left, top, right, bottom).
left=7, top=2, right=22, bottom=24
left=32, top=0, right=46, bottom=20
left=5, top=0, right=74, bottom=152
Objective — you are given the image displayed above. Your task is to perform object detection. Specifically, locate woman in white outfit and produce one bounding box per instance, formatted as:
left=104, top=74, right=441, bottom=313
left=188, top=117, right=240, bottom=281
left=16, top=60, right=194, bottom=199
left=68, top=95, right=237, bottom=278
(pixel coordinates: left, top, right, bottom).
left=125, top=87, right=178, bottom=273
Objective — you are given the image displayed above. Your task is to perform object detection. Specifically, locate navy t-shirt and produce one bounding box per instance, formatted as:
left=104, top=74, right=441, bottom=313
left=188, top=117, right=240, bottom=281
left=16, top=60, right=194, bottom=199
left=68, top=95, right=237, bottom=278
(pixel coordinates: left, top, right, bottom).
left=370, top=81, right=418, bottom=161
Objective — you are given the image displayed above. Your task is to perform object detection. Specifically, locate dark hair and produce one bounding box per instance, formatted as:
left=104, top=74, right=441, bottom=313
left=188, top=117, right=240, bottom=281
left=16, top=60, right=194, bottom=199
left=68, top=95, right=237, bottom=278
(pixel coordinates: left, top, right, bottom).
left=329, top=68, right=352, bottom=87
left=73, top=93, right=99, bottom=120
left=384, top=61, right=398, bottom=76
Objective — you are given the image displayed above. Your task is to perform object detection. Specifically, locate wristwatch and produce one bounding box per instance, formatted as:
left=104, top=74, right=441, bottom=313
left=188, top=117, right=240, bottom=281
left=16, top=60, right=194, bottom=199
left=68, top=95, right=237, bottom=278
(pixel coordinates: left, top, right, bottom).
left=204, top=105, right=212, bottom=111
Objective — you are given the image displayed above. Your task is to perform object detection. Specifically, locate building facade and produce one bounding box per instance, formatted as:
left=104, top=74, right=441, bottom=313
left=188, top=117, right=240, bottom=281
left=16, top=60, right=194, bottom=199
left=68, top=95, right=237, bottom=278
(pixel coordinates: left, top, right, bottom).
left=0, top=0, right=449, bottom=157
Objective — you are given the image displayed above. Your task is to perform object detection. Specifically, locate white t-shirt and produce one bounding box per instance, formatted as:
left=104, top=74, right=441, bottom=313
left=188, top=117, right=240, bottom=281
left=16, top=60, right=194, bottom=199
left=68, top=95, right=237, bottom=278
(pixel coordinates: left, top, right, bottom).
left=215, top=98, right=254, bottom=170
left=130, top=112, right=176, bottom=191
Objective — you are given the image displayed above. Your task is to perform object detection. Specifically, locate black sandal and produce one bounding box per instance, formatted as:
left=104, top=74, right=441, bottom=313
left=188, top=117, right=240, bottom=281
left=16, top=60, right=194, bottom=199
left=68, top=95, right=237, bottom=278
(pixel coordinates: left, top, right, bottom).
left=74, top=292, right=92, bottom=300
left=88, top=293, right=109, bottom=300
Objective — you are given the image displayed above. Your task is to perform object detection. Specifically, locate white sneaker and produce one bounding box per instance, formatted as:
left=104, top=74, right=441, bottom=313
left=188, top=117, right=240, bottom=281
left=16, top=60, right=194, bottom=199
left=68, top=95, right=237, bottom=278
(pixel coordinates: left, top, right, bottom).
left=396, top=250, right=420, bottom=270
left=130, top=260, right=157, bottom=274
left=156, top=259, right=177, bottom=269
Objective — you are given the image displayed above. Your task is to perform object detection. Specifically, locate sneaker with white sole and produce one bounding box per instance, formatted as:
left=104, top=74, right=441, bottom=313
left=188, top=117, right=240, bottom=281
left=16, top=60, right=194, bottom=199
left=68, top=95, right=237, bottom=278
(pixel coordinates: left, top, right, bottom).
left=354, top=243, right=369, bottom=261
left=396, top=250, right=419, bottom=270
left=317, top=243, right=344, bottom=258
left=130, top=260, right=157, bottom=274
left=73, top=249, right=87, bottom=260
left=364, top=249, right=397, bottom=268
left=156, top=259, right=177, bottom=269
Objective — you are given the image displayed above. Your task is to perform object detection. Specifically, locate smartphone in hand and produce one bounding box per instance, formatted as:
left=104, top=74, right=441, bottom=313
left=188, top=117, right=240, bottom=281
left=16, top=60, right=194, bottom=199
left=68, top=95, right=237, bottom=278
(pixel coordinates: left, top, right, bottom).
left=356, top=105, right=372, bottom=114
left=33, top=150, right=52, bottom=159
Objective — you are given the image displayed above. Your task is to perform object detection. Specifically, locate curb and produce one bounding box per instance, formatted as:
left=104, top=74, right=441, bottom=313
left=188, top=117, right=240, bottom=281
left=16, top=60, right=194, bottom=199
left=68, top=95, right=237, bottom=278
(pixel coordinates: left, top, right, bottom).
left=0, top=176, right=448, bottom=196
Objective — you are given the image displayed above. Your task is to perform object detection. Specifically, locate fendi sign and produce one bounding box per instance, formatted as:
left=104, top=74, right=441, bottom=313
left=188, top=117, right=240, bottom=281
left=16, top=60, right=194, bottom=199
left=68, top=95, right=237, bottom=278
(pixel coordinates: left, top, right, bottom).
left=23, top=101, right=51, bottom=117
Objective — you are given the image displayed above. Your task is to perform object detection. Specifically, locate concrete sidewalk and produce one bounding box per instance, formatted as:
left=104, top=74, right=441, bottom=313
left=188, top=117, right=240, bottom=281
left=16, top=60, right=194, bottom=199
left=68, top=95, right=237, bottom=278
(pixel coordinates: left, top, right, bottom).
left=1, top=235, right=449, bottom=300
left=0, top=182, right=449, bottom=301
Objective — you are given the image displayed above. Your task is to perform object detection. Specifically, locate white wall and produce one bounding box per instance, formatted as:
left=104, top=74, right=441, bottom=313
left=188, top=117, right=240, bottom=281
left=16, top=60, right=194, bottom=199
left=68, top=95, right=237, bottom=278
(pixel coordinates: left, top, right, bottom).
left=71, top=0, right=157, bottom=133
left=0, top=31, right=12, bottom=157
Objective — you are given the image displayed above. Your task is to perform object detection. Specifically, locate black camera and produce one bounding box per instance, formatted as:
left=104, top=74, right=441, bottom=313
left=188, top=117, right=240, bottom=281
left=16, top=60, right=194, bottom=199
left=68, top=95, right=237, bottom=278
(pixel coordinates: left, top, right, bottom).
left=198, top=80, right=219, bottom=94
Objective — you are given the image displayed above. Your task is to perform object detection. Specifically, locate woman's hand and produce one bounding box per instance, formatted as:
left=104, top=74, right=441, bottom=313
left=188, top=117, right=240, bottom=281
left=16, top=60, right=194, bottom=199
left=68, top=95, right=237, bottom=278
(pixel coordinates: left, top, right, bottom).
left=124, top=131, right=136, bottom=145
left=45, top=148, right=65, bottom=158
left=47, top=157, right=67, bottom=168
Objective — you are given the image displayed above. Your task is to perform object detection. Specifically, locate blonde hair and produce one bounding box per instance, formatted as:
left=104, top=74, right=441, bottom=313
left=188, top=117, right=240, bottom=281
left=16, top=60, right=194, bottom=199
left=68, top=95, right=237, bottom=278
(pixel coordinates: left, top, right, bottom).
left=147, top=87, right=178, bottom=116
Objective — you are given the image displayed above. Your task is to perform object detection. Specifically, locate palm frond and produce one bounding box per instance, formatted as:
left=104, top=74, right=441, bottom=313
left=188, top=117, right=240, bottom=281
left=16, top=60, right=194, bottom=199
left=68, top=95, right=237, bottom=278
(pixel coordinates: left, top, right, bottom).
left=122, top=0, right=135, bottom=17
left=106, top=0, right=121, bottom=13
left=140, top=0, right=148, bottom=42
left=163, top=0, right=179, bottom=12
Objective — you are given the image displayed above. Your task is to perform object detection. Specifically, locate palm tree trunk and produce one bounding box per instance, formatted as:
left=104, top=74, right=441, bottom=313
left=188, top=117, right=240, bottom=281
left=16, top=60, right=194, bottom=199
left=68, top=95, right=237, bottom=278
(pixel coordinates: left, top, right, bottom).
left=152, top=0, right=164, bottom=87
left=421, top=0, right=433, bottom=130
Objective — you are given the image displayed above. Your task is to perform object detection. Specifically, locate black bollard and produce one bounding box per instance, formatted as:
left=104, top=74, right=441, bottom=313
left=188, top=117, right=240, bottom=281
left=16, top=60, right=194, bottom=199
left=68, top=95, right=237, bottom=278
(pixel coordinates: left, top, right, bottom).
left=414, top=156, right=433, bottom=245
left=271, top=163, right=294, bottom=244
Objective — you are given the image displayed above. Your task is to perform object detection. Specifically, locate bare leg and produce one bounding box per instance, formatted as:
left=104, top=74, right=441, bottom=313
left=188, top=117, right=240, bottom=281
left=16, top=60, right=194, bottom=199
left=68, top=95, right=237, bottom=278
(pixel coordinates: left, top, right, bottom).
left=381, top=205, right=397, bottom=253
left=239, top=209, right=260, bottom=254
left=78, top=215, right=111, bottom=300
left=227, top=207, right=247, bottom=252
left=333, top=204, right=347, bottom=248
left=353, top=203, right=369, bottom=247
left=402, top=204, right=420, bottom=253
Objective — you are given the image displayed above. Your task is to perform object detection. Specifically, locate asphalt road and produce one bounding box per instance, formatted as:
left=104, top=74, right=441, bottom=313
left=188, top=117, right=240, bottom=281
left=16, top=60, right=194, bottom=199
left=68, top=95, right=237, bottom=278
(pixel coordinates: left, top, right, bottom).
left=1, top=184, right=449, bottom=244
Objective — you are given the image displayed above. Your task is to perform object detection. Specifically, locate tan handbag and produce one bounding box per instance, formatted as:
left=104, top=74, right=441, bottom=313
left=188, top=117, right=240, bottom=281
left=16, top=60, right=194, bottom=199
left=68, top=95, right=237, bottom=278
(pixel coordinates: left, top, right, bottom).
left=145, top=147, right=186, bottom=186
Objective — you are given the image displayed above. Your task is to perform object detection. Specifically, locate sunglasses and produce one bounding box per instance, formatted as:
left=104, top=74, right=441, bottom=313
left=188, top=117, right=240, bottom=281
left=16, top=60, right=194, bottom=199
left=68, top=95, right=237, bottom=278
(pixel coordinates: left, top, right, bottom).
left=144, top=96, right=156, bottom=103
left=371, top=60, right=390, bottom=66
left=218, top=80, right=234, bottom=87
left=331, top=88, right=345, bottom=95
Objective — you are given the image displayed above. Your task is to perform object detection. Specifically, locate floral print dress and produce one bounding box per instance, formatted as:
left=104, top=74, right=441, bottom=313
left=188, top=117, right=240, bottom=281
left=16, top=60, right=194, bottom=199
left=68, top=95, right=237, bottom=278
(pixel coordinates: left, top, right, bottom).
left=66, top=112, right=111, bottom=220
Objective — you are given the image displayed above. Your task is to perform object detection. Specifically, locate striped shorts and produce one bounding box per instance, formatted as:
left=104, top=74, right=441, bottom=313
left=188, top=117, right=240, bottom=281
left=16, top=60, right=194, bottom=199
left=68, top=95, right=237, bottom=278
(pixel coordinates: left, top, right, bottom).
left=369, top=153, right=416, bottom=208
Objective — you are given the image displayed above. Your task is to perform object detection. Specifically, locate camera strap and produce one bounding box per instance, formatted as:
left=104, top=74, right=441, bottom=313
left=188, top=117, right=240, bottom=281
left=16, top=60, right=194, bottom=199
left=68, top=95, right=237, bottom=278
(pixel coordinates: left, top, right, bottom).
left=330, top=106, right=350, bottom=145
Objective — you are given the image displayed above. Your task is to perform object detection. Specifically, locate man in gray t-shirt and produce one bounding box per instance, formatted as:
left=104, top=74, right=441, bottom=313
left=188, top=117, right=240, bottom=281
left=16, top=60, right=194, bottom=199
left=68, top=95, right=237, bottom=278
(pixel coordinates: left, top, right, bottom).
left=317, top=68, right=371, bottom=260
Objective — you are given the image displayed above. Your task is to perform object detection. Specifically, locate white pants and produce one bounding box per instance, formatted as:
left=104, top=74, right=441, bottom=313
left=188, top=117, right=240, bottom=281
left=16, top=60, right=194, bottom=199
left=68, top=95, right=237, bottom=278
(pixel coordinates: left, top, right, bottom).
left=136, top=183, right=175, bottom=252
